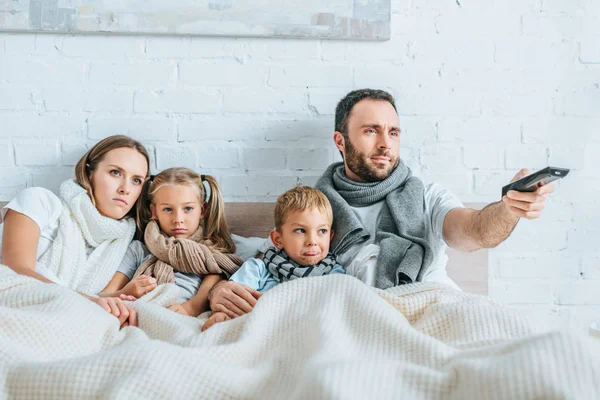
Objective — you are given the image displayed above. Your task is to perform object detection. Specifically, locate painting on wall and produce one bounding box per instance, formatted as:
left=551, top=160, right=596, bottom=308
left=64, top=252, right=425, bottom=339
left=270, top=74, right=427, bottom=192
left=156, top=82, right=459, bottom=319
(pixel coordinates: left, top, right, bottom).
left=0, top=0, right=390, bottom=40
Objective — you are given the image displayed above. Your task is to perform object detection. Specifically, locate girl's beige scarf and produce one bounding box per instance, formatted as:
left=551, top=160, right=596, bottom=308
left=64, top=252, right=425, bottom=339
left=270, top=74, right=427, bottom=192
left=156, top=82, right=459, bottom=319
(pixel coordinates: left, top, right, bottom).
left=133, top=220, right=243, bottom=284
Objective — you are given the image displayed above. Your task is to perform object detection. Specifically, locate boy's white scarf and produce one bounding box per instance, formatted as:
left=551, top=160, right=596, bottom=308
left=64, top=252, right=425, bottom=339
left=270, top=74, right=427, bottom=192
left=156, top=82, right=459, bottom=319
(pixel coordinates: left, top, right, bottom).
left=38, top=180, right=135, bottom=295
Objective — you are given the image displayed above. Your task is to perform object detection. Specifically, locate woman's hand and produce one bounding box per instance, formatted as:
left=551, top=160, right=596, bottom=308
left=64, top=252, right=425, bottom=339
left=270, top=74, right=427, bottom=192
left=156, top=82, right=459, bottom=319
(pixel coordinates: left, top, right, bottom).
left=91, top=296, right=138, bottom=328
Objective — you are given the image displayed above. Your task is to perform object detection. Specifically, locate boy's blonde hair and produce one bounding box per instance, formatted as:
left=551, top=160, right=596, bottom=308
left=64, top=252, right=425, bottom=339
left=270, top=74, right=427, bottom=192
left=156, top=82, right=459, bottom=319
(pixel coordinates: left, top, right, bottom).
left=136, top=167, right=236, bottom=253
left=274, top=186, right=333, bottom=231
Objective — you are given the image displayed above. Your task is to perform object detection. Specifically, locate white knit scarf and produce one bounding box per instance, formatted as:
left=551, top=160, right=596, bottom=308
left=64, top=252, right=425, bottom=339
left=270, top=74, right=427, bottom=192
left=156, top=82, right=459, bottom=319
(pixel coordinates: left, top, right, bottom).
left=38, top=180, right=135, bottom=295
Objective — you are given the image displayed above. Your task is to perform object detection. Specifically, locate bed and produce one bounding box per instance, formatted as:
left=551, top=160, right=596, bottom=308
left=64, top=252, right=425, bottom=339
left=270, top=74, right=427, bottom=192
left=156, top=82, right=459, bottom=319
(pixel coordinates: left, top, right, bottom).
left=1, top=201, right=599, bottom=399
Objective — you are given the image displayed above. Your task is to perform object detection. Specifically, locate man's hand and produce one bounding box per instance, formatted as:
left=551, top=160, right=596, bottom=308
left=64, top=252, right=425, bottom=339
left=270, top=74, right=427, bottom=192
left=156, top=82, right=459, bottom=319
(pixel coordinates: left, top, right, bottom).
left=201, top=311, right=231, bottom=332
left=443, top=168, right=557, bottom=251
left=208, top=280, right=262, bottom=318
left=502, top=168, right=555, bottom=220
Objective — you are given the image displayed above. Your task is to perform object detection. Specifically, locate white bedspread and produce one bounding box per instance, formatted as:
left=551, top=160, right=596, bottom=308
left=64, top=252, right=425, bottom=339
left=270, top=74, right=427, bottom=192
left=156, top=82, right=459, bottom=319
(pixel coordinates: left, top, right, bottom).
left=1, top=265, right=599, bottom=399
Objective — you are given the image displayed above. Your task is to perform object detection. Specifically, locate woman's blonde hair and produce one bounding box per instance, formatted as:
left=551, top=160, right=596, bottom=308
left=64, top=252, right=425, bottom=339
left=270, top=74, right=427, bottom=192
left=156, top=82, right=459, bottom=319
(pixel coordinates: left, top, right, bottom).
left=274, top=186, right=333, bottom=231
left=74, top=135, right=151, bottom=219
left=136, top=168, right=236, bottom=253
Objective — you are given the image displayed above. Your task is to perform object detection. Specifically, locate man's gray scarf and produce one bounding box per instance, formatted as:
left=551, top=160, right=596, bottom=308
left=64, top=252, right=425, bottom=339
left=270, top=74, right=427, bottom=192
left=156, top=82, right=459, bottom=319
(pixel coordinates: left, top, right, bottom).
left=315, top=161, right=432, bottom=289
left=264, top=248, right=337, bottom=283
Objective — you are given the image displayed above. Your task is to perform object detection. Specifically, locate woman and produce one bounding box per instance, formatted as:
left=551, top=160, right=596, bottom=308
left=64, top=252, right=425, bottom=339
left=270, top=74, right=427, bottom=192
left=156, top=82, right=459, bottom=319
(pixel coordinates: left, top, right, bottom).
left=0, top=135, right=151, bottom=328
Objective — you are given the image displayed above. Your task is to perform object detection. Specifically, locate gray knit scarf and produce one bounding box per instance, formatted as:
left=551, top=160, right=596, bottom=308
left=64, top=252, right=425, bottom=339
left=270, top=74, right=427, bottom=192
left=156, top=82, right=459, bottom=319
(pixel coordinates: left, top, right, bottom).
left=315, top=161, right=432, bottom=289
left=263, top=248, right=338, bottom=283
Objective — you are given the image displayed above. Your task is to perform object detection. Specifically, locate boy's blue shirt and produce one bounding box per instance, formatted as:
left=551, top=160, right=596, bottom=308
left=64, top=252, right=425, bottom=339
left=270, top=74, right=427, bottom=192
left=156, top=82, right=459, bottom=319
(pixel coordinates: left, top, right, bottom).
left=230, top=257, right=345, bottom=293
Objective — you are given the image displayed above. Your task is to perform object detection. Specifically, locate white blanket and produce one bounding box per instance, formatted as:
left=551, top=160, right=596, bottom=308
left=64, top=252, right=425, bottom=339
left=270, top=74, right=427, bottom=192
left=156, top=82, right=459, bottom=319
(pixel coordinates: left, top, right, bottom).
left=1, top=265, right=599, bottom=399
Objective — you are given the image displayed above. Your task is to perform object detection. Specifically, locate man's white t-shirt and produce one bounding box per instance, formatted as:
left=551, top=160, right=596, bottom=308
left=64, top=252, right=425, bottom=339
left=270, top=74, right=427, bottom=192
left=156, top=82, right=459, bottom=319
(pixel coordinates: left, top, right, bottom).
left=337, top=182, right=463, bottom=290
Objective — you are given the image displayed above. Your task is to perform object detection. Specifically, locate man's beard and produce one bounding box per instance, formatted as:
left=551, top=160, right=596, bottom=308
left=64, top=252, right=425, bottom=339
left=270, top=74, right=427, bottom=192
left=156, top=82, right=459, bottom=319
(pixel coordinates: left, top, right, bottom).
left=344, top=138, right=399, bottom=183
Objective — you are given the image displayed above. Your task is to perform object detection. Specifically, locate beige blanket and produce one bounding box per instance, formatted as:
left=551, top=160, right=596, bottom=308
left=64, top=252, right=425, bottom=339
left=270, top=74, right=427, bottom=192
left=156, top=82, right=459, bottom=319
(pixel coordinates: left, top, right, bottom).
left=1, top=265, right=599, bottom=399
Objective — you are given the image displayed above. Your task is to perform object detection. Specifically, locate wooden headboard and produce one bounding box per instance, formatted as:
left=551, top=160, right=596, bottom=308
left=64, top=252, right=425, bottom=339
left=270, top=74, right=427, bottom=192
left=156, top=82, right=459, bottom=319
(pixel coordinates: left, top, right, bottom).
left=0, top=200, right=488, bottom=295
left=225, top=203, right=488, bottom=295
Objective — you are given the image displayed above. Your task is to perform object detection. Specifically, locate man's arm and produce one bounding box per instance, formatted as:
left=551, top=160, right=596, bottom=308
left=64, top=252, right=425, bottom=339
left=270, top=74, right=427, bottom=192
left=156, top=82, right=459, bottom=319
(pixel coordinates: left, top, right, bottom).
left=443, top=169, right=555, bottom=252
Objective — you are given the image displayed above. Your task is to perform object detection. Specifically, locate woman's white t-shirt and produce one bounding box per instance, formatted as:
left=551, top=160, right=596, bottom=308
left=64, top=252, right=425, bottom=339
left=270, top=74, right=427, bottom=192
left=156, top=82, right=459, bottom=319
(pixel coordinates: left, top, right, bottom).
left=0, top=187, right=72, bottom=284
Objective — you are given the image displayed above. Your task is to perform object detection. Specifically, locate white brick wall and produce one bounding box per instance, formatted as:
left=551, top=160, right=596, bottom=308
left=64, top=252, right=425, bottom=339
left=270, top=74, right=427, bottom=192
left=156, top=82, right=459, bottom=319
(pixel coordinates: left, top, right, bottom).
left=1, top=0, right=599, bottom=333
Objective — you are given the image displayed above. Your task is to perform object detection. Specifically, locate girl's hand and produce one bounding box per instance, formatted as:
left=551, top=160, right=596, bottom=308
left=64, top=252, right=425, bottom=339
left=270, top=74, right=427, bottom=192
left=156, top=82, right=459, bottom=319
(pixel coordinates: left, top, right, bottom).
left=201, top=311, right=231, bottom=332
left=92, top=296, right=138, bottom=328
left=167, top=302, right=195, bottom=316
left=121, top=275, right=157, bottom=298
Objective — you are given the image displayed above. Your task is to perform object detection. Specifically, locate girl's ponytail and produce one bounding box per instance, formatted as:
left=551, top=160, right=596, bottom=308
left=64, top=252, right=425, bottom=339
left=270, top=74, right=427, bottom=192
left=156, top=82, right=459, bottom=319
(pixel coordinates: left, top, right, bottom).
left=203, top=175, right=235, bottom=254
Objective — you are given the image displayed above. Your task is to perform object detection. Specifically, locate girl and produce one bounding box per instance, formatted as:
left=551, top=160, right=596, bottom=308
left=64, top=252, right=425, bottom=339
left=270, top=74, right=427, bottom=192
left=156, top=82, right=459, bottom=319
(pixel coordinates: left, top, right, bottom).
left=100, top=168, right=243, bottom=317
left=0, top=135, right=151, bottom=328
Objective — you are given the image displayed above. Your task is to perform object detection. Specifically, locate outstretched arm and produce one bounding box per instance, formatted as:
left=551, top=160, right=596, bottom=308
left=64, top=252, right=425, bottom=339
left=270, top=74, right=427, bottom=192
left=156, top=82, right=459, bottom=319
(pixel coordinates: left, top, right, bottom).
left=443, top=169, right=555, bottom=252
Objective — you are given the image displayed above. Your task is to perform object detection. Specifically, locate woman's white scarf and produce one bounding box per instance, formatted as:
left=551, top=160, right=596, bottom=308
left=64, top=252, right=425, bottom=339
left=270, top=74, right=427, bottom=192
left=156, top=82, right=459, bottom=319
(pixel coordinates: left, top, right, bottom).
left=38, top=180, right=135, bottom=295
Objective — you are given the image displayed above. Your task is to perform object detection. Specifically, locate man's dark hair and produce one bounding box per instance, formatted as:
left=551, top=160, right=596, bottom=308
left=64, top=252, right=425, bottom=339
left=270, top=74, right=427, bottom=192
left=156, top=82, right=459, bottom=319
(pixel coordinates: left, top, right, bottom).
left=334, top=89, right=397, bottom=140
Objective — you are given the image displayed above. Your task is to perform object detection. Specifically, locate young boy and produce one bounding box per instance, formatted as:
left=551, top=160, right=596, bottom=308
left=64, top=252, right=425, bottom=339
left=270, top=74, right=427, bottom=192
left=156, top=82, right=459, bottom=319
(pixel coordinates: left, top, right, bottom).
left=201, top=186, right=344, bottom=331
